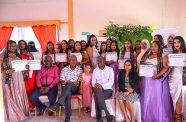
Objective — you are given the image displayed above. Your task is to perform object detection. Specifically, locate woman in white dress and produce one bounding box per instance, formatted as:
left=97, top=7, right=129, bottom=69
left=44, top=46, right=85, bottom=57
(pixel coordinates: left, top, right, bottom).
left=169, top=36, right=186, bottom=122
left=86, top=34, right=100, bottom=69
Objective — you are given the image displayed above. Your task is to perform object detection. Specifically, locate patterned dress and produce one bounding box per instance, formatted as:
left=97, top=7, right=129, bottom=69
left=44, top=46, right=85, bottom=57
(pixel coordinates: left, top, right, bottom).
left=2, top=56, right=30, bottom=121
left=118, top=76, right=139, bottom=103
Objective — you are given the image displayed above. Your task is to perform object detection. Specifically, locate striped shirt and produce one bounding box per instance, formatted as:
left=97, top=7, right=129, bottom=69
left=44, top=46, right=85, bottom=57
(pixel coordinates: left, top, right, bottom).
left=60, top=65, right=83, bottom=82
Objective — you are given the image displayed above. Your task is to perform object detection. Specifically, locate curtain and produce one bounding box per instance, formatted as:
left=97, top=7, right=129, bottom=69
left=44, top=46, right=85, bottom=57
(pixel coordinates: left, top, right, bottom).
left=32, top=24, right=56, bottom=52
left=10, top=26, right=41, bottom=52
left=0, top=26, right=14, bottom=51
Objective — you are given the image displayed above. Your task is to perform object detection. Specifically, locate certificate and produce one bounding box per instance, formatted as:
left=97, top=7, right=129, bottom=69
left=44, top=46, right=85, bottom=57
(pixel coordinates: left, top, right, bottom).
left=11, top=60, right=27, bottom=72
left=118, top=59, right=127, bottom=69
left=42, top=54, right=55, bottom=63
left=70, top=53, right=82, bottom=62
left=27, top=60, right=41, bottom=70
left=105, top=52, right=118, bottom=62
left=163, top=48, right=173, bottom=55
left=55, top=53, right=67, bottom=62
left=31, top=52, right=42, bottom=60
left=168, top=53, right=186, bottom=66
left=139, top=64, right=154, bottom=77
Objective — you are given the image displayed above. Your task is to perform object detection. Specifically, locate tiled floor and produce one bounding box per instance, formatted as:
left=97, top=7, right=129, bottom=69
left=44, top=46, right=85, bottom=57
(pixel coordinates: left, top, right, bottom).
left=22, top=110, right=98, bottom=122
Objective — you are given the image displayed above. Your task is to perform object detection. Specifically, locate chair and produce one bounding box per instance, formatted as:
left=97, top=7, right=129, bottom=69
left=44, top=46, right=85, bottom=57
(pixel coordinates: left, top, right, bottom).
left=56, top=94, right=82, bottom=117
left=71, top=94, right=82, bottom=116
left=38, top=95, right=57, bottom=116
left=115, top=98, right=141, bottom=122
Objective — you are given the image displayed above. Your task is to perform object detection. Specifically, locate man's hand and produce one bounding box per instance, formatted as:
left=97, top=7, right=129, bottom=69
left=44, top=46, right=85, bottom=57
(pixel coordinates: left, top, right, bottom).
left=39, top=87, right=45, bottom=94
left=39, top=87, right=50, bottom=94
left=43, top=87, right=50, bottom=93
left=95, top=83, right=103, bottom=89
left=74, top=81, right=80, bottom=86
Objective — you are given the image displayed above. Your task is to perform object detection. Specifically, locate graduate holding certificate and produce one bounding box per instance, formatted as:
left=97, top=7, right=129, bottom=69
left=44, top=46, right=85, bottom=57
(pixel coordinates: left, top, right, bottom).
left=42, top=42, right=56, bottom=64
left=106, top=40, right=120, bottom=90
left=120, top=39, right=137, bottom=69
left=2, top=40, right=30, bottom=121
left=58, top=40, right=70, bottom=71
left=71, top=41, right=89, bottom=68
left=140, top=41, right=173, bottom=122
left=168, top=36, right=186, bottom=120
left=18, top=40, right=36, bottom=109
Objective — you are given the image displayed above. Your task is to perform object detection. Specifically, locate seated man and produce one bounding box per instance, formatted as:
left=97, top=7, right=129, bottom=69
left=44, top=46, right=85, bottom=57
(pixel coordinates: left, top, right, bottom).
left=50, top=55, right=83, bottom=122
left=30, top=55, right=59, bottom=115
left=92, top=56, right=114, bottom=122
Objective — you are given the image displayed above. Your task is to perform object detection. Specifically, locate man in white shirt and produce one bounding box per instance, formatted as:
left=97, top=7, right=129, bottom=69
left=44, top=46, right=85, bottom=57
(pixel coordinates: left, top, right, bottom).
left=92, top=56, right=114, bottom=122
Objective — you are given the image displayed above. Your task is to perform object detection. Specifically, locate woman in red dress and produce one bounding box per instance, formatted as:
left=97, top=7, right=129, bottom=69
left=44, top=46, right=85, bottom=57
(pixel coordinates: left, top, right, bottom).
left=18, top=40, right=36, bottom=109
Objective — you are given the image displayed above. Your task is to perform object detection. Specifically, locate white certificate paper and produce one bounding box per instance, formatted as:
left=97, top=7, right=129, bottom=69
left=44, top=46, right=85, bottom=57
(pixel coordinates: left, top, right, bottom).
left=42, top=54, right=55, bottom=63
left=11, top=60, right=27, bottom=72
left=168, top=53, right=186, bottom=66
left=28, top=60, right=41, bottom=70
left=118, top=59, right=127, bottom=69
left=105, top=52, right=118, bottom=62
left=139, top=64, right=154, bottom=77
left=55, top=53, right=67, bottom=62
left=31, top=52, right=42, bottom=60
left=70, top=53, right=82, bottom=62
left=163, top=48, right=173, bottom=55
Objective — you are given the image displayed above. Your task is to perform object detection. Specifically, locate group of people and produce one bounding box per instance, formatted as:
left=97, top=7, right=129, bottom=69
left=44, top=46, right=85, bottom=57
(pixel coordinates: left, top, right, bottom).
left=0, top=34, right=185, bottom=122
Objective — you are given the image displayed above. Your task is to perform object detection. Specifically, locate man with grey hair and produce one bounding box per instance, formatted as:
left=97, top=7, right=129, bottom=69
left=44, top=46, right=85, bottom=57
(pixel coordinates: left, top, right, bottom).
left=50, top=55, right=83, bottom=122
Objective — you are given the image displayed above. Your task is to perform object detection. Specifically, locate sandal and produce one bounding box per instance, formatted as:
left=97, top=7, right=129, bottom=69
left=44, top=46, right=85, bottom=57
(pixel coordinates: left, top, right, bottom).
left=175, top=113, right=185, bottom=122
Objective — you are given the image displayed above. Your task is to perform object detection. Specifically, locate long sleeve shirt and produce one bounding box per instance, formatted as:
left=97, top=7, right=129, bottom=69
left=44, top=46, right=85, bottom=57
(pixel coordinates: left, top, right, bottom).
left=92, top=66, right=114, bottom=90
left=36, top=64, right=59, bottom=88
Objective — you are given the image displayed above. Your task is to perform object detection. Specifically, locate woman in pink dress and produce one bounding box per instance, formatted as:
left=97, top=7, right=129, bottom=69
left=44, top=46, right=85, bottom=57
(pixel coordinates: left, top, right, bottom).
left=80, top=64, right=92, bottom=112
left=1, top=40, right=30, bottom=121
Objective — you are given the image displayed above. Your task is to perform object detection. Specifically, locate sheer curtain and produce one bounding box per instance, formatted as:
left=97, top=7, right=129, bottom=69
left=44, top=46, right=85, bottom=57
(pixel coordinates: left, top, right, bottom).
left=10, top=26, right=41, bottom=52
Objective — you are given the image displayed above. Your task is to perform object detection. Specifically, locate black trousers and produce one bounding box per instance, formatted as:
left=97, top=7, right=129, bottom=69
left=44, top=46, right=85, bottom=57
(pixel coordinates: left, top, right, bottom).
left=30, top=85, right=58, bottom=111
left=57, top=83, right=79, bottom=117
left=93, top=88, right=113, bottom=120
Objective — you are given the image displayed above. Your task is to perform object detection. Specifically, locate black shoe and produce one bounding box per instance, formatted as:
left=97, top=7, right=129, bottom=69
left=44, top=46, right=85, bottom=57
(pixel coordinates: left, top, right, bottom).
left=37, top=109, right=44, bottom=116
left=48, top=109, right=54, bottom=116
left=49, top=103, right=59, bottom=112
left=96, top=119, right=103, bottom=122
left=65, top=116, right=70, bottom=122
left=106, top=115, right=114, bottom=122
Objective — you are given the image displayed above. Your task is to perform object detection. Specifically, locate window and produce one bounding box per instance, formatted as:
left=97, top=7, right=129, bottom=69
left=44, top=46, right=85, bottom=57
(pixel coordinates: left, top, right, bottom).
left=10, top=26, right=41, bottom=52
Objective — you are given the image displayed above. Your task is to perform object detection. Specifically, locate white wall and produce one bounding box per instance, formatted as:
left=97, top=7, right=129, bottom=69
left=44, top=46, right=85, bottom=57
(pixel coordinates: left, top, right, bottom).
left=0, top=0, right=185, bottom=41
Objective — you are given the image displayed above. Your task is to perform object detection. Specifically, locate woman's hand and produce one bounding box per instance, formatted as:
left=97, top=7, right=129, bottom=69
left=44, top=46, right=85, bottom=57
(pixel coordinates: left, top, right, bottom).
left=25, top=64, right=29, bottom=70
left=127, top=87, right=134, bottom=93
left=123, top=92, right=130, bottom=97
left=27, top=52, right=34, bottom=60
left=152, top=74, right=159, bottom=80
left=6, top=68, right=15, bottom=74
